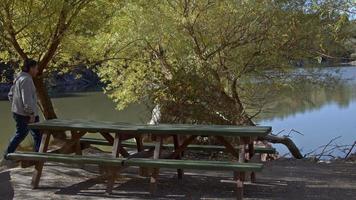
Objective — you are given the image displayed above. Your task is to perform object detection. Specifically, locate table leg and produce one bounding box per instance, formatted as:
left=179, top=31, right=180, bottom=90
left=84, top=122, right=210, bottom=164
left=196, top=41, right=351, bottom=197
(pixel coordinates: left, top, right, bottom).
left=214, top=136, right=241, bottom=181
left=31, top=131, right=51, bottom=189
left=169, top=135, right=197, bottom=159
left=72, top=131, right=86, bottom=156
left=248, top=142, right=256, bottom=182
left=236, top=175, right=244, bottom=200
left=106, top=133, right=122, bottom=194
left=101, top=132, right=114, bottom=144
left=238, top=142, right=246, bottom=182
left=135, top=136, right=147, bottom=176
left=173, top=135, right=183, bottom=179
left=135, top=136, right=143, bottom=152
left=215, top=136, right=240, bottom=159
left=72, top=131, right=86, bottom=169
left=101, top=132, right=129, bottom=157
left=150, top=137, right=162, bottom=194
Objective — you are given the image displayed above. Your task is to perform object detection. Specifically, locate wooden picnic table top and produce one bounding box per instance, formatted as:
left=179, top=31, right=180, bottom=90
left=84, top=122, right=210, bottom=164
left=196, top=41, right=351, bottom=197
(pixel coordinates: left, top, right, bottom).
left=28, top=119, right=271, bottom=137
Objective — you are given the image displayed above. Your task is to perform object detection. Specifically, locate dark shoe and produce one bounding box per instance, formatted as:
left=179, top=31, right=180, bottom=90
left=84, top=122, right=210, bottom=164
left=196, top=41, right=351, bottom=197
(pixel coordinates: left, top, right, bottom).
left=2, top=153, right=9, bottom=160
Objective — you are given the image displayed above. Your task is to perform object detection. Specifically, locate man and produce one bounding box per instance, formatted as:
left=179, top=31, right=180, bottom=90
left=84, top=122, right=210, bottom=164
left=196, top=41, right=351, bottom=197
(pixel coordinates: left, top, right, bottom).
left=3, top=59, right=41, bottom=161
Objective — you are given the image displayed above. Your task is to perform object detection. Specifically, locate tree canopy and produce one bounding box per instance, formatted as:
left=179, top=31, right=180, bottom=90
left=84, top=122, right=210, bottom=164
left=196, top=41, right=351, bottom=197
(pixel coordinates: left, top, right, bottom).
left=0, top=0, right=121, bottom=120
left=97, top=0, right=355, bottom=125
left=0, top=0, right=354, bottom=126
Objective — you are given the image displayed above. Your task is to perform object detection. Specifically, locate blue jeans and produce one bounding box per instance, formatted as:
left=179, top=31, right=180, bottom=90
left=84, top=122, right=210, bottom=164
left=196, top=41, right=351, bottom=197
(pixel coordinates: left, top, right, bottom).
left=5, top=113, right=41, bottom=157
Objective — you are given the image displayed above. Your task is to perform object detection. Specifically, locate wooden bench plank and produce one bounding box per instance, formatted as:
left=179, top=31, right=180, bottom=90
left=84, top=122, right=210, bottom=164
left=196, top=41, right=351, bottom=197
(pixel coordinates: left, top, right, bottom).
left=124, top=158, right=263, bottom=172
left=28, top=119, right=138, bottom=133
left=8, top=151, right=263, bottom=200
left=8, top=151, right=263, bottom=172
left=141, top=125, right=271, bottom=137
left=7, top=152, right=126, bottom=166
left=28, top=119, right=271, bottom=137
left=80, top=138, right=276, bottom=154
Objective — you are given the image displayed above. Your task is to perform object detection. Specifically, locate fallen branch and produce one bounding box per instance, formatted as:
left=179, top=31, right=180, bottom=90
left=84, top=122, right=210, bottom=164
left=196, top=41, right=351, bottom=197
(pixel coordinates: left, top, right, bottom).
left=317, top=136, right=342, bottom=160
left=259, top=134, right=303, bottom=159
left=345, top=141, right=356, bottom=159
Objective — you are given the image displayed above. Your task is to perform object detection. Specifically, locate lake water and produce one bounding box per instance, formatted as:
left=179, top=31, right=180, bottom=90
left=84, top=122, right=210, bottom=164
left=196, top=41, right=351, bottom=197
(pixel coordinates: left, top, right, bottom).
left=1, top=66, right=356, bottom=158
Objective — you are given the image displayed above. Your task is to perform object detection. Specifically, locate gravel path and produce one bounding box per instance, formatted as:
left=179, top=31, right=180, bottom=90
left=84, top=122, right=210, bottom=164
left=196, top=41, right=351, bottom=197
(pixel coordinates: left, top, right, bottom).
left=1, top=158, right=355, bottom=200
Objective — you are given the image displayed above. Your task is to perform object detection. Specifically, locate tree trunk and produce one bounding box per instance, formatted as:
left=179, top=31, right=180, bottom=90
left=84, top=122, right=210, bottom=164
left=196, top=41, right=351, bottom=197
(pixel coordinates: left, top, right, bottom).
left=240, top=113, right=303, bottom=159
left=33, top=77, right=56, bottom=119
left=259, top=134, right=304, bottom=159
left=33, top=77, right=66, bottom=140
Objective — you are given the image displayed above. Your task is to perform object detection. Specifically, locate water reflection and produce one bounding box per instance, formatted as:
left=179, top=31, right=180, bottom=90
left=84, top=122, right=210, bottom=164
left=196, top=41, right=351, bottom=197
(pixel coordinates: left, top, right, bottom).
left=258, top=67, right=356, bottom=156
left=257, top=81, right=356, bottom=122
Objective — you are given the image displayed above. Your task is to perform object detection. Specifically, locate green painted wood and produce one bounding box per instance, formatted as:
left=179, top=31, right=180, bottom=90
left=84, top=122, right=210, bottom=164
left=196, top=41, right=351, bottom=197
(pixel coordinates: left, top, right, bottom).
left=28, top=119, right=137, bottom=133
left=80, top=138, right=276, bottom=154
left=80, top=138, right=113, bottom=146
left=28, top=119, right=271, bottom=137
left=7, top=152, right=263, bottom=172
left=124, top=158, right=263, bottom=172
left=141, top=124, right=271, bottom=137
left=7, top=152, right=126, bottom=166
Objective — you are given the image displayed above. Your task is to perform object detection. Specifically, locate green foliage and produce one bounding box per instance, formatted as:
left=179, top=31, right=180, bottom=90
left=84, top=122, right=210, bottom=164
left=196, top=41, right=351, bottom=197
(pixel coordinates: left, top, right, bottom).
left=0, top=0, right=122, bottom=72
left=0, top=0, right=354, bottom=124
left=98, top=0, right=355, bottom=125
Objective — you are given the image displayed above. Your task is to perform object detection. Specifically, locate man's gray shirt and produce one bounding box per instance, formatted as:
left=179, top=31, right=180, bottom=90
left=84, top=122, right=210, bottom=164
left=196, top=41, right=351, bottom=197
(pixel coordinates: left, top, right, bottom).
left=8, top=72, right=38, bottom=116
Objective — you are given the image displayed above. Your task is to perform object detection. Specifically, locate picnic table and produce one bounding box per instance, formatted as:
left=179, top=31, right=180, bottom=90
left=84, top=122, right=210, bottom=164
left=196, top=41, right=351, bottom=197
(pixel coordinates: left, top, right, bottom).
left=8, top=119, right=272, bottom=200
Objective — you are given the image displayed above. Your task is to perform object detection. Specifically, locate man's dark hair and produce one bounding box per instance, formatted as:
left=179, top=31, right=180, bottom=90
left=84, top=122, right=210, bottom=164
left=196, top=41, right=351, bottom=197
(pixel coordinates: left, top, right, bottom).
left=22, top=59, right=38, bottom=72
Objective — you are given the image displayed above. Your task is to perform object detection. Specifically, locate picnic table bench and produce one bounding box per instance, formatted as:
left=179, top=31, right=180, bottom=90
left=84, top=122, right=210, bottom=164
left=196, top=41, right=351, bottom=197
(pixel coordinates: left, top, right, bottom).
left=80, top=138, right=276, bottom=154
left=7, top=119, right=272, bottom=200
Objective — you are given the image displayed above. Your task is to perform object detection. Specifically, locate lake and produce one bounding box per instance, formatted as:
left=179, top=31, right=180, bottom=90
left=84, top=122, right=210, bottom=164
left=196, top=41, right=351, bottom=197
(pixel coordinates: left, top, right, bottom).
left=1, top=66, right=356, bottom=158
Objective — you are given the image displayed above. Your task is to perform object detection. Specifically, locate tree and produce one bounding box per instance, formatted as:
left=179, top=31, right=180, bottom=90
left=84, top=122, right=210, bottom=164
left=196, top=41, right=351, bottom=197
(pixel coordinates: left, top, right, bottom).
left=99, top=0, right=353, bottom=122
left=0, top=0, right=120, bottom=123
left=97, top=0, right=354, bottom=157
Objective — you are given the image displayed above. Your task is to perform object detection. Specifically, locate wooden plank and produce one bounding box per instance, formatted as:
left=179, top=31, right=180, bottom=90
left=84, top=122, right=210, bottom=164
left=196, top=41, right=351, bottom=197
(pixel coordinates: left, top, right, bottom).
left=124, top=159, right=263, bottom=171
left=31, top=131, right=51, bottom=189
left=29, top=119, right=271, bottom=138
left=80, top=138, right=276, bottom=154
left=8, top=152, right=126, bottom=166
left=141, top=125, right=271, bottom=137
left=28, top=119, right=137, bottom=133
left=10, top=152, right=263, bottom=171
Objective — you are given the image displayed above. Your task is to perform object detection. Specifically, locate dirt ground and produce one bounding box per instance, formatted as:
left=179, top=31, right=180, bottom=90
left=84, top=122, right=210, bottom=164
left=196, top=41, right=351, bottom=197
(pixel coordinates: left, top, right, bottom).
left=0, top=157, right=355, bottom=200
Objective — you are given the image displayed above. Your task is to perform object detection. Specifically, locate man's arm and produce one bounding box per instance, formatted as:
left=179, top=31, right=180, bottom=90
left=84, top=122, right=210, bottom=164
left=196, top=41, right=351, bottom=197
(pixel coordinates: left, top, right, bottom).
left=8, top=75, right=18, bottom=103
left=8, top=85, right=14, bottom=103
left=20, top=78, right=36, bottom=116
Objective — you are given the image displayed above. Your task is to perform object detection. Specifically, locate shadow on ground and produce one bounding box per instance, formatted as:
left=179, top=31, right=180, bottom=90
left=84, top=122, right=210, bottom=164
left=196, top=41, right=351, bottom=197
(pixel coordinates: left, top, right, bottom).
left=4, top=159, right=356, bottom=200
left=51, top=172, right=356, bottom=200
left=0, top=171, right=14, bottom=200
